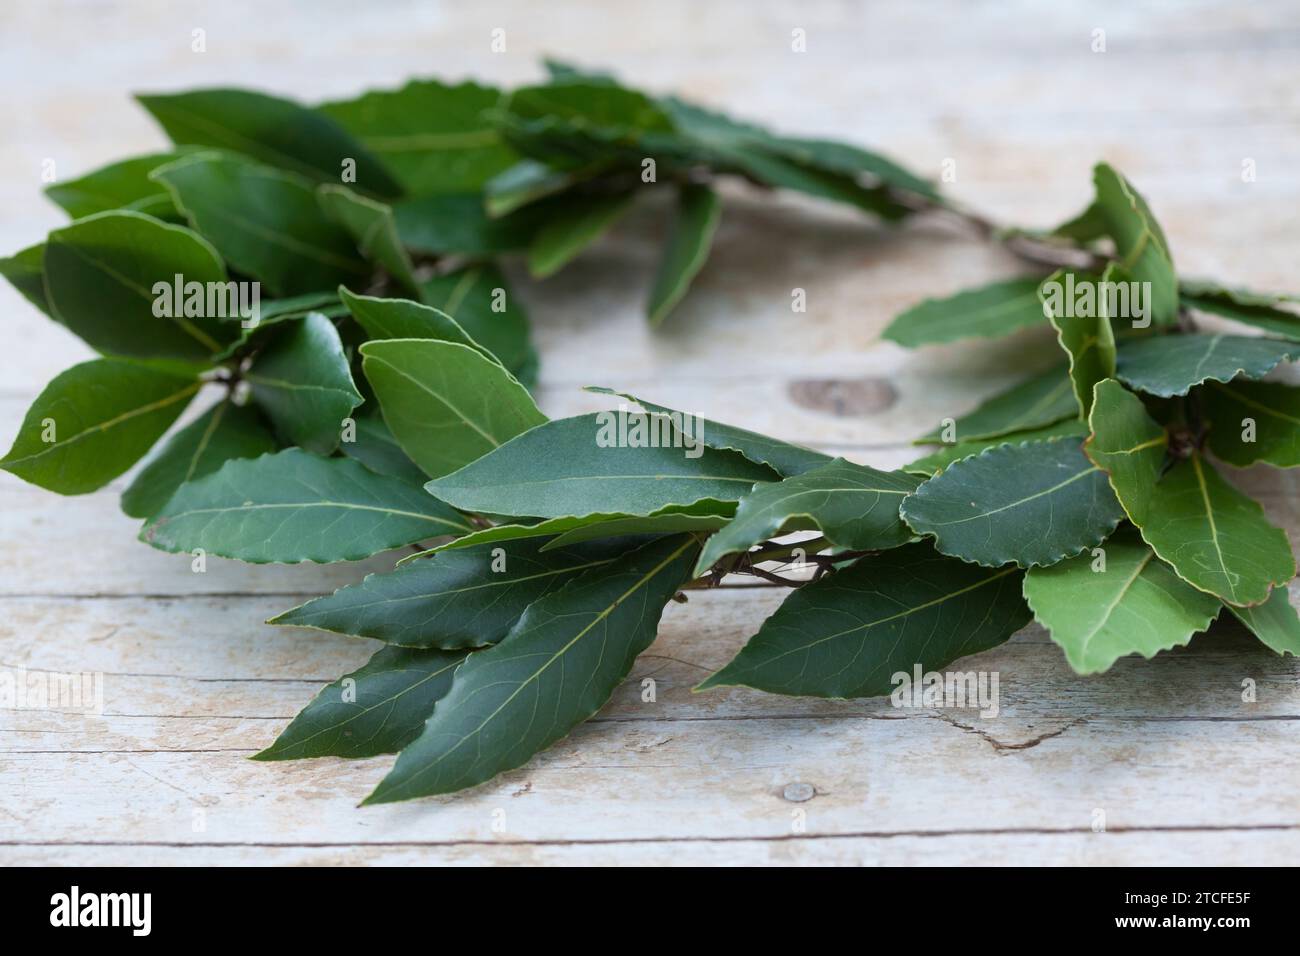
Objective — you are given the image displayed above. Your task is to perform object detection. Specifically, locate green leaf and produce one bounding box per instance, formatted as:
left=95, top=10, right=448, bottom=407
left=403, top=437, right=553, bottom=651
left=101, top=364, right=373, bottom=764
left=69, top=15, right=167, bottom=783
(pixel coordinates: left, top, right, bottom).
left=1091, top=163, right=1178, bottom=325
left=1201, top=380, right=1300, bottom=468
left=883, top=277, right=1047, bottom=347
left=121, top=400, right=276, bottom=518
left=586, top=386, right=831, bottom=476
left=423, top=412, right=777, bottom=520
left=1180, top=280, right=1300, bottom=340
left=141, top=448, right=470, bottom=563
left=1083, top=379, right=1168, bottom=526
left=270, top=536, right=636, bottom=648
left=360, top=338, right=546, bottom=478
left=45, top=149, right=196, bottom=220
left=1024, top=529, right=1221, bottom=674
left=1, top=359, right=198, bottom=494
left=245, top=312, right=363, bottom=455
left=527, top=192, right=635, bottom=278
left=906, top=419, right=1088, bottom=476
left=44, top=211, right=233, bottom=361
left=410, top=501, right=732, bottom=558
left=340, top=288, right=482, bottom=353
left=697, top=542, right=1029, bottom=698
left=1136, top=451, right=1294, bottom=606
left=152, top=153, right=369, bottom=296
left=915, top=363, right=1077, bottom=444
left=1229, top=585, right=1300, bottom=656
left=392, top=193, right=550, bottom=256
left=900, top=437, right=1124, bottom=568
left=137, top=88, right=401, bottom=197
left=485, top=159, right=599, bottom=216
left=420, top=265, right=538, bottom=385
left=693, top=458, right=921, bottom=577
left=318, top=185, right=418, bottom=294
left=647, top=183, right=721, bottom=325
left=1114, top=333, right=1300, bottom=398
left=1042, top=269, right=1116, bottom=416
left=0, top=243, right=52, bottom=316
left=254, top=645, right=468, bottom=760
left=363, top=534, right=698, bottom=803
left=338, top=412, right=425, bottom=485
left=1051, top=201, right=1108, bottom=243
left=714, top=146, right=909, bottom=219
left=317, top=80, right=516, bottom=196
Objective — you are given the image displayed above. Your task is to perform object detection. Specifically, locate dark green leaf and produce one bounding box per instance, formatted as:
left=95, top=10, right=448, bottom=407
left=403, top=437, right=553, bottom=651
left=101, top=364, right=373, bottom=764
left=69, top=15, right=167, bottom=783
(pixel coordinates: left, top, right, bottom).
left=900, top=437, right=1124, bottom=568
left=1201, top=380, right=1300, bottom=468
left=647, top=183, right=721, bottom=325
left=152, top=153, right=369, bottom=296
left=906, top=419, right=1088, bottom=476
left=317, top=80, right=516, bottom=195
left=137, top=88, right=401, bottom=197
left=338, top=412, right=425, bottom=485
left=915, top=363, right=1077, bottom=444
left=420, top=265, right=538, bottom=385
left=1091, top=163, right=1177, bottom=325
left=1181, top=290, right=1300, bottom=340
left=693, top=458, right=921, bottom=576
left=317, top=185, right=418, bottom=293
left=121, top=400, right=276, bottom=518
left=141, top=447, right=470, bottom=563
left=364, top=534, right=698, bottom=802
left=1042, top=269, right=1116, bottom=416
left=884, top=277, right=1047, bottom=347
left=254, top=645, right=468, bottom=760
left=1115, top=333, right=1300, bottom=398
left=697, top=542, right=1029, bottom=698
left=2, top=359, right=198, bottom=494
left=1229, top=585, right=1300, bottom=656
left=423, top=412, right=777, bottom=519
left=392, top=193, right=551, bottom=256
left=527, top=192, right=635, bottom=278
left=44, top=211, right=233, bottom=361
left=45, top=149, right=196, bottom=220
left=0, top=243, right=51, bottom=316
left=485, top=159, right=600, bottom=216
left=245, top=312, right=363, bottom=455
left=340, top=288, right=481, bottom=352
left=1084, top=378, right=1168, bottom=526
left=271, top=536, right=636, bottom=647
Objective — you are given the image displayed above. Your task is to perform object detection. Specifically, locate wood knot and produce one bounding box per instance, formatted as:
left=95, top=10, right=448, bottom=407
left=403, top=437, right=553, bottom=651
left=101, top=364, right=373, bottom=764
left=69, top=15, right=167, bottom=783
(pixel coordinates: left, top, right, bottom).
left=787, top=377, right=897, bottom=417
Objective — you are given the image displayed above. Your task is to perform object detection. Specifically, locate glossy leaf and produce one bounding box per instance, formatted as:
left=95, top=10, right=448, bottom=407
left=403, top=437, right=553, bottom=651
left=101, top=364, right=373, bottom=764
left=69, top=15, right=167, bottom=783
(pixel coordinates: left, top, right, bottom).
left=318, top=185, right=419, bottom=293
left=1116, top=333, right=1299, bottom=398
left=254, top=645, right=468, bottom=760
left=906, top=419, right=1088, bottom=476
left=1229, top=586, right=1300, bottom=656
left=392, top=193, right=550, bottom=256
left=318, top=79, right=516, bottom=195
left=245, top=312, right=363, bottom=455
left=0, top=243, right=52, bottom=316
left=360, top=338, right=545, bottom=478
left=1092, top=162, right=1178, bottom=325
left=647, top=183, right=721, bottom=325
left=1084, top=379, right=1168, bottom=525
left=152, top=153, right=369, bottom=296
left=45, top=149, right=195, bottom=220
left=1042, top=269, right=1116, bottom=416
left=44, top=211, right=232, bottom=361
left=141, top=448, right=471, bottom=563
left=137, top=88, right=401, bottom=196
left=121, top=400, right=276, bottom=518
left=364, top=534, right=698, bottom=803
left=485, top=159, right=600, bottom=216
left=527, top=192, right=634, bottom=278
left=1024, top=530, right=1221, bottom=674
left=884, top=277, right=1046, bottom=347
left=698, top=543, right=1029, bottom=698
left=693, top=458, right=921, bottom=577
left=1201, top=380, right=1300, bottom=468
left=1137, top=451, right=1294, bottom=606
left=901, top=438, right=1124, bottom=568
left=424, top=412, right=778, bottom=520
left=420, top=265, right=538, bottom=385
left=1, top=359, right=198, bottom=494
left=915, top=363, right=1077, bottom=444
left=340, top=288, right=482, bottom=354
left=271, top=536, right=636, bottom=648
left=338, top=412, right=426, bottom=485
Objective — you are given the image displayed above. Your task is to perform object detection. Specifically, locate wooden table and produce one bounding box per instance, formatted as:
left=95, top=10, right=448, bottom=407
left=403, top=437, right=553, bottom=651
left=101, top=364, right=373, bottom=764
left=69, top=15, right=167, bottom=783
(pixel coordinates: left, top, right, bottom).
left=2, top=0, right=1298, bottom=865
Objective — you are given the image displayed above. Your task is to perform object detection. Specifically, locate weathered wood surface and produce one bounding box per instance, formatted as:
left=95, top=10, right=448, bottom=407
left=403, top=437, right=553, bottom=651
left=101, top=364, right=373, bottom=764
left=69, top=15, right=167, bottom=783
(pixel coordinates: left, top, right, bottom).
left=2, top=0, right=1298, bottom=865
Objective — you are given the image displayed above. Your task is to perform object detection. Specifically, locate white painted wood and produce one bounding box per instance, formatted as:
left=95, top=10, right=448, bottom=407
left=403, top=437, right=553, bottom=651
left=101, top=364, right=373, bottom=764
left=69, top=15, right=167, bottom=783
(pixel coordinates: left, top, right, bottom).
left=2, top=0, right=1298, bottom=865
